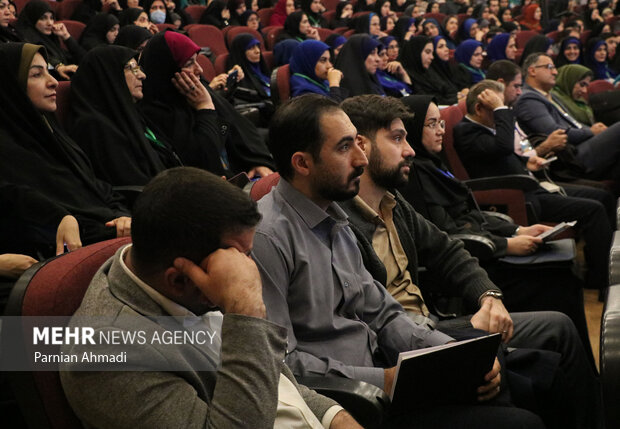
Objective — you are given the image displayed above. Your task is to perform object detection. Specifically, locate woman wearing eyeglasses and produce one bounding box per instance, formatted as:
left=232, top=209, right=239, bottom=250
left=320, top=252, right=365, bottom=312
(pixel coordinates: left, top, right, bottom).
left=551, top=64, right=595, bottom=126
left=69, top=45, right=181, bottom=187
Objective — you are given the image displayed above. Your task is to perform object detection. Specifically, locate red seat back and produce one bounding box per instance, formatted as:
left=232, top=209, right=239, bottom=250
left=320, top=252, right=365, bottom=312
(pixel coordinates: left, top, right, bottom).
left=185, top=5, right=207, bottom=23
left=263, top=25, right=283, bottom=50
left=56, top=0, right=82, bottom=20
left=197, top=53, right=216, bottom=82
left=589, top=79, right=614, bottom=96
left=257, top=7, right=275, bottom=28
left=515, top=30, right=538, bottom=49
left=188, top=24, right=228, bottom=56
left=322, top=0, right=340, bottom=11
left=439, top=104, right=468, bottom=180
left=225, top=26, right=266, bottom=51
left=316, top=27, right=335, bottom=41
left=58, top=20, right=85, bottom=41
left=423, top=12, right=447, bottom=23
left=214, top=53, right=229, bottom=75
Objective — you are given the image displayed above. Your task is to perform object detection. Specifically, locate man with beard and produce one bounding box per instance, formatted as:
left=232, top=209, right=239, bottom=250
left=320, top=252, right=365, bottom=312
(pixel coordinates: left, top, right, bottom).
left=252, top=94, right=548, bottom=429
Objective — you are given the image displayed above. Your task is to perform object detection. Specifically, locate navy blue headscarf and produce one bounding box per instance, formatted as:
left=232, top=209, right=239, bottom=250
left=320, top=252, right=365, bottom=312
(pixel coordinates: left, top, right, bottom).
left=289, top=40, right=331, bottom=96
left=335, top=34, right=385, bottom=96
left=487, top=33, right=511, bottom=62
left=273, top=39, right=300, bottom=66
left=459, top=18, right=476, bottom=41
left=455, top=39, right=485, bottom=83
left=376, top=43, right=412, bottom=97
left=585, top=38, right=617, bottom=81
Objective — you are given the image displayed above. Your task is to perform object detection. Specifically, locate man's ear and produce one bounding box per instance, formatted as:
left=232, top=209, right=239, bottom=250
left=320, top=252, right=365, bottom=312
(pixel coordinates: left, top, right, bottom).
left=163, top=266, right=192, bottom=298
left=358, top=134, right=372, bottom=157
left=291, top=151, right=312, bottom=177
left=496, top=77, right=506, bottom=85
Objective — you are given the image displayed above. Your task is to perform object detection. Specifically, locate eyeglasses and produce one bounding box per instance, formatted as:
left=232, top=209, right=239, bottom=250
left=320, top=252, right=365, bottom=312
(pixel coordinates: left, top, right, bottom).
left=124, top=63, right=143, bottom=76
left=424, top=120, right=445, bottom=130
left=534, top=63, right=556, bottom=70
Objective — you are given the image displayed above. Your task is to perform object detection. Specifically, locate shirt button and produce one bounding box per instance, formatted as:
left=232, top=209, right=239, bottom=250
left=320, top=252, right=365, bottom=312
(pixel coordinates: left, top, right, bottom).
left=344, top=281, right=349, bottom=287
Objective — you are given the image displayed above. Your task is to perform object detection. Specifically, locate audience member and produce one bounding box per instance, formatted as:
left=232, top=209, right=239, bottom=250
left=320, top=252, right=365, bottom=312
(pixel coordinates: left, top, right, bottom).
left=278, top=11, right=320, bottom=42
left=200, top=0, right=230, bottom=28
left=80, top=13, right=120, bottom=51
left=301, top=0, right=327, bottom=28
left=239, top=9, right=260, bottom=30
left=228, top=0, right=246, bottom=25
left=273, top=38, right=299, bottom=66
left=334, top=34, right=384, bottom=96
left=0, top=43, right=131, bottom=251
left=518, top=3, right=542, bottom=32
left=585, top=37, right=618, bottom=81
left=60, top=166, right=362, bottom=429
left=487, top=32, right=517, bottom=62
left=289, top=39, right=345, bottom=100
left=519, top=34, right=552, bottom=66
left=114, top=25, right=153, bottom=52
left=555, top=37, right=583, bottom=68
left=269, top=0, right=295, bottom=26
left=0, top=0, right=22, bottom=43
left=441, top=15, right=458, bottom=48
left=376, top=43, right=411, bottom=97
left=71, top=0, right=108, bottom=25
left=552, top=64, right=595, bottom=126
left=331, top=1, right=353, bottom=28
left=139, top=31, right=274, bottom=178
left=455, top=39, right=486, bottom=84
left=391, top=16, right=415, bottom=44
left=326, top=33, right=346, bottom=58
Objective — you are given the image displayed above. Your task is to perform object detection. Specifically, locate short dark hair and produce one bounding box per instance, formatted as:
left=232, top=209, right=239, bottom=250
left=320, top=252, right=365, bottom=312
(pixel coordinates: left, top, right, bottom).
left=340, top=95, right=413, bottom=140
left=131, top=167, right=261, bottom=277
left=487, top=59, right=521, bottom=83
left=268, top=94, right=341, bottom=180
left=522, top=52, right=547, bottom=74
left=466, top=80, right=505, bottom=115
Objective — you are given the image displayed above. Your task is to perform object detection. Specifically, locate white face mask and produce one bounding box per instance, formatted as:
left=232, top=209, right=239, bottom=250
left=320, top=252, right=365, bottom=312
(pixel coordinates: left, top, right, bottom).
left=150, top=10, right=166, bottom=24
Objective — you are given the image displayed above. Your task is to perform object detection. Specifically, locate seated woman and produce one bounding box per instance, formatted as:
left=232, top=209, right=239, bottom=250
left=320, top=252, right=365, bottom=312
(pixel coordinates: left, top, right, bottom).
left=289, top=39, right=345, bottom=100
left=325, top=33, right=346, bottom=59
left=354, top=0, right=375, bottom=13
left=486, top=32, right=517, bottom=62
left=518, top=3, right=542, bottom=32
left=0, top=42, right=131, bottom=249
left=226, top=33, right=274, bottom=124
left=552, top=64, right=595, bottom=126
left=376, top=42, right=411, bottom=97
left=555, top=37, right=583, bottom=68
left=441, top=15, right=458, bottom=49
left=277, top=11, right=320, bottom=43
left=391, top=16, right=416, bottom=44
left=334, top=33, right=384, bottom=96
left=455, top=39, right=486, bottom=84
left=352, top=12, right=385, bottom=38
left=119, top=7, right=158, bottom=35
left=374, top=0, right=392, bottom=19
left=401, top=94, right=593, bottom=360
left=200, top=0, right=230, bottom=29
left=401, top=35, right=468, bottom=105
left=519, top=34, right=552, bottom=66
left=0, top=0, right=22, bottom=43
left=139, top=31, right=274, bottom=178
left=381, top=35, right=399, bottom=60
left=239, top=9, right=261, bottom=31
left=69, top=45, right=181, bottom=187
left=228, top=0, right=246, bottom=26
left=114, top=25, right=153, bottom=52
left=80, top=13, right=120, bottom=51
left=16, top=0, right=85, bottom=80
left=269, top=0, right=295, bottom=27
left=585, top=37, right=618, bottom=81
left=273, top=38, right=299, bottom=66
left=457, top=18, right=483, bottom=43
left=301, top=0, right=327, bottom=28
left=421, top=17, right=441, bottom=38
left=331, top=1, right=353, bottom=29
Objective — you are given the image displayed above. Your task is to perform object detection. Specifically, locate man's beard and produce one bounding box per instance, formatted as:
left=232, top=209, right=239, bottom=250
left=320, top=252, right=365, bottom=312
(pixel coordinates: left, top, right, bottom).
left=368, top=151, right=414, bottom=189
left=316, top=166, right=365, bottom=202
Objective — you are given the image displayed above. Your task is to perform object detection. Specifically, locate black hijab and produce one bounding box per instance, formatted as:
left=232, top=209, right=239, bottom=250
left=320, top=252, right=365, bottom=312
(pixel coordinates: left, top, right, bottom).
left=119, top=8, right=145, bottom=26
left=114, top=25, right=153, bottom=50
left=69, top=45, right=177, bottom=186
left=227, top=33, right=271, bottom=98
left=334, top=34, right=385, bottom=96
left=401, top=95, right=470, bottom=208
left=139, top=32, right=274, bottom=176
left=392, top=16, right=415, bottom=44
left=71, top=0, right=103, bottom=24
left=80, top=13, right=119, bottom=51
left=519, top=34, right=551, bottom=66
left=301, top=0, right=326, bottom=27
left=0, top=20, right=23, bottom=43
left=200, top=0, right=229, bottom=28
left=280, top=11, right=308, bottom=42
left=424, top=36, right=468, bottom=105
left=0, top=43, right=129, bottom=244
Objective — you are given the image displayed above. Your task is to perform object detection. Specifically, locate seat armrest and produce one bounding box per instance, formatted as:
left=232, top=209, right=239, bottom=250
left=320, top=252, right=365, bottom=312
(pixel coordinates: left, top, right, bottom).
left=600, top=283, right=620, bottom=429
left=450, top=234, right=496, bottom=261
left=464, top=175, right=539, bottom=192
left=609, top=231, right=620, bottom=285
left=296, top=376, right=389, bottom=429
left=481, top=211, right=514, bottom=224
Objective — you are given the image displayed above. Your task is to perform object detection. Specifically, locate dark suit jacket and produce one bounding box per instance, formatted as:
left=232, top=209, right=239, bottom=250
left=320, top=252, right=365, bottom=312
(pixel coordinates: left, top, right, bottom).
left=513, top=84, right=594, bottom=146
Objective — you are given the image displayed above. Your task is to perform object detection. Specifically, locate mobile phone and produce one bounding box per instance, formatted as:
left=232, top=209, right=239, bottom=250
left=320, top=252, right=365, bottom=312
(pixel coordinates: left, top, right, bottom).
left=226, top=69, right=238, bottom=89
left=541, top=156, right=558, bottom=165
left=227, top=172, right=250, bottom=188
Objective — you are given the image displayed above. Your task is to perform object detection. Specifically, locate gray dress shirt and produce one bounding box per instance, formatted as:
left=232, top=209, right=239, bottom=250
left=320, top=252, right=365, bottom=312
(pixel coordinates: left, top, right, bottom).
left=253, top=180, right=453, bottom=389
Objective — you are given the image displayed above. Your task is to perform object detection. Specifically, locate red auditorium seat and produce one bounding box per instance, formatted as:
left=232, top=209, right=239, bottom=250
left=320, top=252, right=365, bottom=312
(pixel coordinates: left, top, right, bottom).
left=58, top=20, right=85, bottom=41
left=214, top=53, right=229, bottom=75
left=515, top=30, right=538, bottom=49
left=156, top=23, right=177, bottom=32
left=423, top=12, right=447, bottom=23
left=589, top=80, right=614, bottom=96
left=225, top=26, right=266, bottom=50
left=257, top=7, right=274, bottom=27
left=316, top=27, right=335, bottom=41
left=322, top=0, right=341, bottom=11
left=262, top=25, right=283, bottom=50
left=185, top=5, right=207, bottom=23
left=56, top=0, right=82, bottom=20
left=271, top=64, right=291, bottom=105
left=196, top=53, right=216, bottom=82
left=188, top=24, right=228, bottom=56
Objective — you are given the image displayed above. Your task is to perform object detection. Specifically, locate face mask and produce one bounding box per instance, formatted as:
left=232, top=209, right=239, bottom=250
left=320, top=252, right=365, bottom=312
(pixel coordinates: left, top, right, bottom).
left=150, top=10, right=166, bottom=24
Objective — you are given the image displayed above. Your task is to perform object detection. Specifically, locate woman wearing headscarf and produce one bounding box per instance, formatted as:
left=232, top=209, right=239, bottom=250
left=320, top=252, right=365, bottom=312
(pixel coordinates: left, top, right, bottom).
left=269, top=0, right=294, bottom=26
left=376, top=42, right=411, bottom=97
left=0, top=42, right=131, bottom=250
left=0, top=0, right=23, bottom=43
left=227, top=0, right=246, bottom=26
left=69, top=45, right=181, bottom=187
left=455, top=39, right=485, bottom=84
left=334, top=34, right=384, bottom=96
left=555, top=37, right=583, bottom=68
left=486, top=32, right=517, bottom=62
left=400, top=94, right=593, bottom=357
left=374, top=0, right=392, bottom=18
left=457, top=17, right=479, bottom=43
left=71, top=0, right=104, bottom=25
left=352, top=12, right=382, bottom=37
left=440, top=15, right=458, bottom=49
left=420, top=35, right=470, bottom=104
left=80, top=13, right=120, bottom=51
left=16, top=0, right=85, bottom=79
left=585, top=37, right=618, bottom=81
left=289, top=39, right=345, bottom=100
left=239, top=9, right=260, bottom=31
left=114, top=24, right=153, bottom=52
left=273, top=38, right=299, bottom=65
left=498, top=7, right=512, bottom=24
left=139, top=32, right=274, bottom=178
left=300, top=0, right=327, bottom=28
left=277, top=11, right=320, bottom=42
left=519, top=34, right=551, bottom=66
left=391, top=16, right=415, bottom=44
left=331, top=1, right=353, bottom=28
left=518, top=4, right=542, bottom=32
left=551, top=64, right=595, bottom=126
left=325, top=33, right=346, bottom=59
left=199, top=0, right=230, bottom=28
left=354, top=0, right=375, bottom=13
left=421, top=17, right=441, bottom=38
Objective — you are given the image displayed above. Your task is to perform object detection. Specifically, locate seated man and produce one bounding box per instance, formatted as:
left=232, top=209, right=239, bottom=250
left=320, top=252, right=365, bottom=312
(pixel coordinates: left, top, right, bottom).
left=338, top=94, right=602, bottom=429
left=514, top=52, right=620, bottom=181
left=454, top=79, right=613, bottom=295
left=60, top=167, right=360, bottom=429
left=253, top=94, right=545, bottom=428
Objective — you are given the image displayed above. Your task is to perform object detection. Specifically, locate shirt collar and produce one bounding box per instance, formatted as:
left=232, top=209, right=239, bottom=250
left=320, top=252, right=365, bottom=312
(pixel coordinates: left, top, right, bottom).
left=464, top=114, right=497, bottom=134
left=276, top=179, right=349, bottom=229
left=352, top=192, right=396, bottom=226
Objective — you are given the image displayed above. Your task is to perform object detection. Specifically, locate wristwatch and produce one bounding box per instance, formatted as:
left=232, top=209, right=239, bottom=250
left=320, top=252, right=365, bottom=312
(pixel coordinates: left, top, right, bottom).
left=479, top=290, right=504, bottom=305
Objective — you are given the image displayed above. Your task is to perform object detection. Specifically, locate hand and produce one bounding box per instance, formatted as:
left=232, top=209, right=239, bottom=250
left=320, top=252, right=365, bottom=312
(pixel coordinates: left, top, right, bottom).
left=341, top=8, right=353, bottom=18
left=52, top=23, right=70, bottom=40
left=173, top=248, right=265, bottom=317
left=306, top=27, right=320, bottom=40
left=470, top=297, right=514, bottom=343
left=384, top=366, right=397, bottom=394
left=327, top=67, right=343, bottom=86
left=148, top=22, right=159, bottom=34
left=477, top=89, right=504, bottom=110
left=165, top=0, right=176, bottom=10
left=105, top=216, right=132, bottom=237
left=0, top=254, right=38, bottom=279
left=229, top=64, right=244, bottom=82
left=247, top=166, right=273, bottom=179
left=56, top=64, right=78, bottom=80
left=478, top=358, right=501, bottom=401
left=526, top=155, right=546, bottom=172
left=56, top=215, right=82, bottom=255
left=591, top=122, right=607, bottom=135
left=172, top=71, right=215, bottom=110
left=506, top=235, right=542, bottom=255
left=329, top=410, right=363, bottom=429
left=103, top=0, right=121, bottom=10
left=536, top=129, right=567, bottom=156
left=516, top=224, right=552, bottom=237
left=209, top=73, right=228, bottom=90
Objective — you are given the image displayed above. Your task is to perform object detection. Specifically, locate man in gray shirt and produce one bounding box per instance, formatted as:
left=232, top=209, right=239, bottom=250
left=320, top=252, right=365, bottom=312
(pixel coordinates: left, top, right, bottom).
left=252, top=95, right=545, bottom=428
